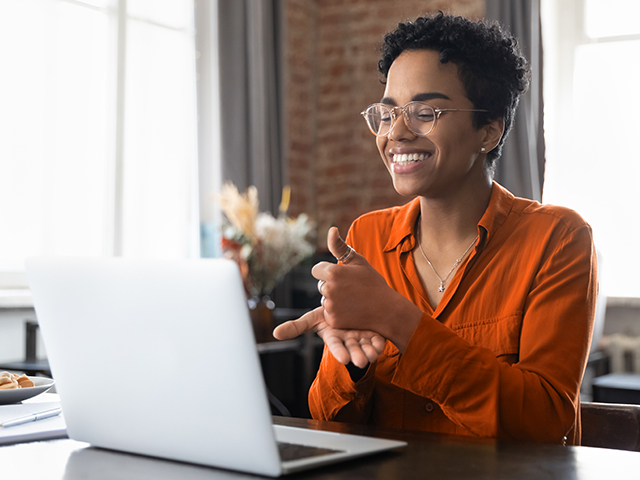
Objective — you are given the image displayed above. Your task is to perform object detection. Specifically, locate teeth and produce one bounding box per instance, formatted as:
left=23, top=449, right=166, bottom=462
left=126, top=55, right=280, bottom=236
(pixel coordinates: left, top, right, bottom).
left=393, top=153, right=426, bottom=165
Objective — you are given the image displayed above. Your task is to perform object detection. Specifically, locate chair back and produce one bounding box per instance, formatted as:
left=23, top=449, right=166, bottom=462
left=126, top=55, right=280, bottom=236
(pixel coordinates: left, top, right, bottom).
left=581, top=402, right=640, bottom=451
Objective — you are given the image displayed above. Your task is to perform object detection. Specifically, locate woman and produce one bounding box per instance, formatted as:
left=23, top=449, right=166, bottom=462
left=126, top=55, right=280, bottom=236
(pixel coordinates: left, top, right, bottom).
left=274, top=13, right=596, bottom=445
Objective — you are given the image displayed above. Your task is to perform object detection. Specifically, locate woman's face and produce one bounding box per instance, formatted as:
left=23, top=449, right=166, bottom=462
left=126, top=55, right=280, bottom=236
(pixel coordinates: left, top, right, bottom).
left=375, top=49, right=496, bottom=199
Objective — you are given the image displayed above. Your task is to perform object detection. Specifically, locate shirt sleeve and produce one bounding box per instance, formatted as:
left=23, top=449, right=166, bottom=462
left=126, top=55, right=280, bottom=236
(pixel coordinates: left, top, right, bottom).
left=308, top=345, right=376, bottom=423
left=308, top=227, right=378, bottom=423
left=392, top=224, right=597, bottom=443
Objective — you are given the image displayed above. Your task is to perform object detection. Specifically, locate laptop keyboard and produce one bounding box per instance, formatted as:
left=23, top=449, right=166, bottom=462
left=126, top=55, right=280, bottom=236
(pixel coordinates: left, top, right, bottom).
left=277, top=442, right=344, bottom=462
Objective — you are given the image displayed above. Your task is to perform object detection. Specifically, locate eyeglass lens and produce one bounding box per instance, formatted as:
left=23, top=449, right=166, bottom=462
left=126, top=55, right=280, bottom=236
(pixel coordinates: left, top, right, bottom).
left=363, top=103, right=436, bottom=136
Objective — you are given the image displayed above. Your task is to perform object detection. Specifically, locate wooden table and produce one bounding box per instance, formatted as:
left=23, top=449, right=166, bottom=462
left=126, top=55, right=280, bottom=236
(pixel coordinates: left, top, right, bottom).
left=1, top=415, right=639, bottom=479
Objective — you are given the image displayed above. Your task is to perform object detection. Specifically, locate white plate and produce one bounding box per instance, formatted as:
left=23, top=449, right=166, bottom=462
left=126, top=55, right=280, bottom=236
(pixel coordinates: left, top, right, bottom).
left=0, top=377, right=55, bottom=405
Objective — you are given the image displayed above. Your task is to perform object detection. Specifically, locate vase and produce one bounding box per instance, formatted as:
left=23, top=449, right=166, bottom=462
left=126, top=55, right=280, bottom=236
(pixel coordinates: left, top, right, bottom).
left=248, top=294, right=276, bottom=344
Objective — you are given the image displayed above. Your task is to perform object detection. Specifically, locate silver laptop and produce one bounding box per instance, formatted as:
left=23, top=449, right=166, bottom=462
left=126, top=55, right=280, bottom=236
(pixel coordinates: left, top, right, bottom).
left=25, top=256, right=405, bottom=477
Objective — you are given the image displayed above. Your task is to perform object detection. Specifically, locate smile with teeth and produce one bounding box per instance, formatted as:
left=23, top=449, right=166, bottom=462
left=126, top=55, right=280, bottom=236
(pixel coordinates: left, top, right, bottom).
left=393, top=153, right=427, bottom=165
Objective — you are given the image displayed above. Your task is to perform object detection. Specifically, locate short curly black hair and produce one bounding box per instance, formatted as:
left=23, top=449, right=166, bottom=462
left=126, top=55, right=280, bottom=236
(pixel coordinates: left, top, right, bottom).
left=378, top=13, right=530, bottom=166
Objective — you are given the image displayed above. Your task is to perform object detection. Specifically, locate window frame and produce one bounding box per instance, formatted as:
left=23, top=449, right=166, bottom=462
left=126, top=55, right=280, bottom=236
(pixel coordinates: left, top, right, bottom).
left=0, top=0, right=210, bottom=290
left=542, top=0, right=640, bottom=300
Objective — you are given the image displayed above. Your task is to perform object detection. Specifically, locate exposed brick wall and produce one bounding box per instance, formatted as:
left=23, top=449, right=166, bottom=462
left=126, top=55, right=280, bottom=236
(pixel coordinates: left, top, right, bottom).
left=284, top=0, right=485, bottom=248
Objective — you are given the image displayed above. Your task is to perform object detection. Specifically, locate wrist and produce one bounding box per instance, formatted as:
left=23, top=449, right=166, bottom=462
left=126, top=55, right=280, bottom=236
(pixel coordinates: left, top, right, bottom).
left=380, top=299, right=422, bottom=352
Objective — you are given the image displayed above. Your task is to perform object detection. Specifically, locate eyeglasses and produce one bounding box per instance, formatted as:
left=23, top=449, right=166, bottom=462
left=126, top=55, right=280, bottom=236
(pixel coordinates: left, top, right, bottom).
left=360, top=101, right=489, bottom=137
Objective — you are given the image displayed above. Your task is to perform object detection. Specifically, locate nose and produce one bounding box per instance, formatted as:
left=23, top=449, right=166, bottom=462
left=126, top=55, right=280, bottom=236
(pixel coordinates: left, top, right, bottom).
left=388, top=109, right=416, bottom=141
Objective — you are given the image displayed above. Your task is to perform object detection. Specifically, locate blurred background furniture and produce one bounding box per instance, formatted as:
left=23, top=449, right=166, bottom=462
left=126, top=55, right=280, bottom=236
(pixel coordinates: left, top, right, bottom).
left=0, top=320, right=51, bottom=377
left=592, top=374, right=640, bottom=405
left=588, top=333, right=640, bottom=404
left=581, top=401, right=640, bottom=451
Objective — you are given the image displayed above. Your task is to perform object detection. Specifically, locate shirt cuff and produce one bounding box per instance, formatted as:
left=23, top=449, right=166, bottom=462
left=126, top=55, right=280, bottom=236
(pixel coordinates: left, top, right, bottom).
left=323, top=351, right=377, bottom=401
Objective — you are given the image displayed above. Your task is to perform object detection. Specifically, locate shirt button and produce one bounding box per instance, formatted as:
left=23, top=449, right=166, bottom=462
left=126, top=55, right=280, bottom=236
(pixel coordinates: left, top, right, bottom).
left=425, top=402, right=434, bottom=412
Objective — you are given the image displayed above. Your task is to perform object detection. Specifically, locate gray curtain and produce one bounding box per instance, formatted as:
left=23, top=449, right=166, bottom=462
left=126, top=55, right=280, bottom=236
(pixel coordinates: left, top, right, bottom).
left=217, top=0, right=285, bottom=215
left=485, top=0, right=545, bottom=202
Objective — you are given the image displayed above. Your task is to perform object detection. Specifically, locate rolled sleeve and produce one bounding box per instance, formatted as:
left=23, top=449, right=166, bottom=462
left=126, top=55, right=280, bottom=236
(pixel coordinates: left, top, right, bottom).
left=309, top=345, right=376, bottom=423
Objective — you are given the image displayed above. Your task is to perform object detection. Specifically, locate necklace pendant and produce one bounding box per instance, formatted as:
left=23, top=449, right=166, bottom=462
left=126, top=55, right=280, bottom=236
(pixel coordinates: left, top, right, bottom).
left=438, top=283, right=445, bottom=293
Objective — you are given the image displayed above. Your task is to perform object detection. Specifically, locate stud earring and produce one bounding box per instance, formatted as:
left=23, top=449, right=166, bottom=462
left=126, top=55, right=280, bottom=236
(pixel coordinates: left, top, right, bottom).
left=480, top=147, right=486, bottom=153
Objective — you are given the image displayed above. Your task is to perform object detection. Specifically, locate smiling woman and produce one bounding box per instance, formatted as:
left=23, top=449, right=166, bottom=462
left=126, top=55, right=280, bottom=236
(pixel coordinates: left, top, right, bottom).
left=372, top=49, right=504, bottom=210
left=274, top=12, right=597, bottom=446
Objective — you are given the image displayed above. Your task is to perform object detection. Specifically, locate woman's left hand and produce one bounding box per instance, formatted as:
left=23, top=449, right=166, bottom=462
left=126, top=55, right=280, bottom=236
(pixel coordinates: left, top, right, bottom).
left=273, top=306, right=386, bottom=368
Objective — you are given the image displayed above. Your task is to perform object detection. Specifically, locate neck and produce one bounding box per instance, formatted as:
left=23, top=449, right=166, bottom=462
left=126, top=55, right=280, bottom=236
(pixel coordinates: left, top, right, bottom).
left=418, top=180, right=492, bottom=250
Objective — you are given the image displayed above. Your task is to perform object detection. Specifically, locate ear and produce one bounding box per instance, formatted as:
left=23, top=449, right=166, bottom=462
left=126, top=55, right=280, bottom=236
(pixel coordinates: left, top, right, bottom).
left=480, top=117, right=505, bottom=153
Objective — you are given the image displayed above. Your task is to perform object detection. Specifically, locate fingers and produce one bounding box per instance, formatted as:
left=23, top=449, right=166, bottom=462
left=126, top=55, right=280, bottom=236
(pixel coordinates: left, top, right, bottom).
left=322, top=333, right=385, bottom=368
left=371, top=334, right=387, bottom=355
left=357, top=338, right=379, bottom=364
left=310, top=227, right=366, bottom=303
left=272, top=307, right=324, bottom=340
left=324, top=335, right=352, bottom=365
left=354, top=337, right=385, bottom=365
left=344, top=338, right=370, bottom=369
left=360, top=343, right=380, bottom=365
left=311, top=261, right=331, bottom=281
left=327, top=227, right=358, bottom=265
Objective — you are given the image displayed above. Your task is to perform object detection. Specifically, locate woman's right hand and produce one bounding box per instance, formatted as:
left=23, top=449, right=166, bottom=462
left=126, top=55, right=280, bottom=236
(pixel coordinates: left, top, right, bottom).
left=273, top=307, right=386, bottom=368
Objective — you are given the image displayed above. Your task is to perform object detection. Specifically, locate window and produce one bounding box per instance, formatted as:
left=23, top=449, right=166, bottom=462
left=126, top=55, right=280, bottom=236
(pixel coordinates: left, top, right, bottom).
left=542, top=0, right=640, bottom=298
left=0, top=0, right=199, bottom=285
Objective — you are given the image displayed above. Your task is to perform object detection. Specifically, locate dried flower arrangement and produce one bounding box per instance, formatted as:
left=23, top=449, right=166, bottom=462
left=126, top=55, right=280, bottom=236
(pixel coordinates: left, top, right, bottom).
left=218, top=183, right=316, bottom=298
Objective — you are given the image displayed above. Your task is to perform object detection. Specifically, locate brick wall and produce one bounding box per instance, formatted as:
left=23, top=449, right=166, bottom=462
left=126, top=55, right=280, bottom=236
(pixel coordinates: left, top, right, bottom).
left=284, top=0, right=485, bottom=248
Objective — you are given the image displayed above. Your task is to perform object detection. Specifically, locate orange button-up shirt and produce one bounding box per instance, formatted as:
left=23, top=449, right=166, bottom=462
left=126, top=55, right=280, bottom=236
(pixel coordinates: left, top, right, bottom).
left=309, top=183, right=597, bottom=444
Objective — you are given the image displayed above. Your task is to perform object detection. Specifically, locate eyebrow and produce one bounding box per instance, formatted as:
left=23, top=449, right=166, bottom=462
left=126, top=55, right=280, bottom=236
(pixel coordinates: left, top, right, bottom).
left=380, top=92, right=451, bottom=105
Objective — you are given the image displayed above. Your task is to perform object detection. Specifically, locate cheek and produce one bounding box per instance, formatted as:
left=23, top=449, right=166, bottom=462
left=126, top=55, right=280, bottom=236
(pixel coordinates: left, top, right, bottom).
left=433, top=124, right=481, bottom=155
left=376, top=137, right=387, bottom=162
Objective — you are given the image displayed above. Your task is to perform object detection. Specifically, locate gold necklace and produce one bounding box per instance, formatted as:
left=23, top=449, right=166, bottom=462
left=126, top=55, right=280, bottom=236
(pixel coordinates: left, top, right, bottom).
left=417, top=222, right=478, bottom=293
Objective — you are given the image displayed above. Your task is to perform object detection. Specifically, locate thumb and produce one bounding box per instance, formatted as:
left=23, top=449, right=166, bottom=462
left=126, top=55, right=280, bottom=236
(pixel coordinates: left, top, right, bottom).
left=327, top=226, right=361, bottom=265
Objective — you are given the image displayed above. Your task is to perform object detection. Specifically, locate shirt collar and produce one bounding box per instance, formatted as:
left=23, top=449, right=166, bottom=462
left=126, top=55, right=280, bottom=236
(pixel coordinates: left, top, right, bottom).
left=382, top=182, right=515, bottom=253
left=477, top=182, right=514, bottom=246
left=383, top=197, right=421, bottom=253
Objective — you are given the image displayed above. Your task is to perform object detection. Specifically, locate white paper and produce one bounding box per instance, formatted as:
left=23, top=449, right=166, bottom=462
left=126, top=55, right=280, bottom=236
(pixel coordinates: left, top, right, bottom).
left=0, top=400, right=67, bottom=445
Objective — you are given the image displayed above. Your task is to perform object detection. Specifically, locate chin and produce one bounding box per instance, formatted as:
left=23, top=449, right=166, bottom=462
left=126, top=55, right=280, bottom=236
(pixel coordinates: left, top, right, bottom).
left=392, top=179, right=423, bottom=198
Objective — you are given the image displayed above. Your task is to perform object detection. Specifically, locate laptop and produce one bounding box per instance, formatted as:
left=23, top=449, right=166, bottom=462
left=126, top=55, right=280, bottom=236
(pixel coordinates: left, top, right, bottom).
left=25, top=256, right=406, bottom=477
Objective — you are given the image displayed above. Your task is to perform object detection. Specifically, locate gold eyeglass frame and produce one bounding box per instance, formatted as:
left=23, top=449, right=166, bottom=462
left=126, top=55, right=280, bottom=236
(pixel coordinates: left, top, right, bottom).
left=361, top=101, right=489, bottom=137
